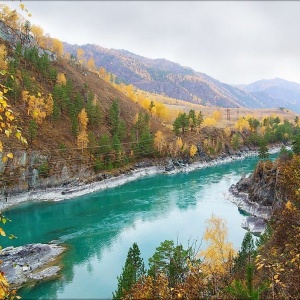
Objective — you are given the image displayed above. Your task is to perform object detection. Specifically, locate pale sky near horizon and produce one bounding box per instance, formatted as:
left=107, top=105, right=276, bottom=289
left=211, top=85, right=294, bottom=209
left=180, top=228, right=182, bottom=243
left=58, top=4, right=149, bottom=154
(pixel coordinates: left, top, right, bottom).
left=5, top=1, right=300, bottom=85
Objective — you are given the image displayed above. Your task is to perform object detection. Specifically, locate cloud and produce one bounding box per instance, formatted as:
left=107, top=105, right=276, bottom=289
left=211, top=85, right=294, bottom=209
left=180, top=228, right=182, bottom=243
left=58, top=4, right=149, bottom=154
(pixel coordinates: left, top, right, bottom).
left=7, top=1, right=300, bottom=84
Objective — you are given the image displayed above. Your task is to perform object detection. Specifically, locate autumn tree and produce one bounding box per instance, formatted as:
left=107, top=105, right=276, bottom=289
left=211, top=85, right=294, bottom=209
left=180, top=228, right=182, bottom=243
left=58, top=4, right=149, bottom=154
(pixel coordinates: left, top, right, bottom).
left=0, top=4, right=19, bottom=29
left=235, top=117, right=250, bottom=132
left=224, top=127, right=232, bottom=138
left=212, top=110, right=222, bottom=122
left=0, top=87, right=27, bottom=161
left=98, top=66, right=106, bottom=79
left=87, top=57, right=96, bottom=71
left=189, top=144, right=197, bottom=157
left=56, top=72, right=67, bottom=85
left=31, top=24, right=44, bottom=46
left=202, top=117, right=217, bottom=127
left=77, top=108, right=89, bottom=151
left=154, top=130, right=165, bottom=154
left=197, top=215, right=236, bottom=294
left=22, top=91, right=52, bottom=124
left=51, top=38, right=64, bottom=57
left=77, top=48, right=85, bottom=64
left=175, top=137, right=183, bottom=155
left=0, top=45, right=8, bottom=71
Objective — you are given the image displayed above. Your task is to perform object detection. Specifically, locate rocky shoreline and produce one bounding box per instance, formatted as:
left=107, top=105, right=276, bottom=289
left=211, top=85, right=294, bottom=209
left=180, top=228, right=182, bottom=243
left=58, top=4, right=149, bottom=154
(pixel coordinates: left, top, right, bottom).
left=0, top=243, right=65, bottom=289
left=0, top=145, right=282, bottom=288
left=227, top=146, right=285, bottom=234
left=0, top=147, right=267, bottom=212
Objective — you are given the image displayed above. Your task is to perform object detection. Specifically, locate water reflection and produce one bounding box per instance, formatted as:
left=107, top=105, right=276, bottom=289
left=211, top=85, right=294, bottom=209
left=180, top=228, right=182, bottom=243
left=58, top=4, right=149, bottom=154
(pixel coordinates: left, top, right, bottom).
left=2, top=155, right=273, bottom=299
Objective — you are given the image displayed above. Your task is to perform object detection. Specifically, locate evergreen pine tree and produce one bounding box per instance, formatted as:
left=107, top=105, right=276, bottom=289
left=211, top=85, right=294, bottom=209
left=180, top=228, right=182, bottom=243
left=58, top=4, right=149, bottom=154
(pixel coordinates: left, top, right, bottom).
left=292, top=133, right=300, bottom=155
left=258, top=139, right=269, bottom=159
left=233, top=231, right=255, bottom=275
left=112, top=243, right=145, bottom=300
left=109, top=99, right=120, bottom=136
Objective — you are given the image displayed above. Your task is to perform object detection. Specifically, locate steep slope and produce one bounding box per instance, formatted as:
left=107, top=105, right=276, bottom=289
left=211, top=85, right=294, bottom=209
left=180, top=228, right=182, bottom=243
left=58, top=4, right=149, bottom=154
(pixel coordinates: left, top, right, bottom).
left=238, top=77, right=300, bottom=113
left=0, top=23, right=175, bottom=194
left=64, top=43, right=265, bottom=109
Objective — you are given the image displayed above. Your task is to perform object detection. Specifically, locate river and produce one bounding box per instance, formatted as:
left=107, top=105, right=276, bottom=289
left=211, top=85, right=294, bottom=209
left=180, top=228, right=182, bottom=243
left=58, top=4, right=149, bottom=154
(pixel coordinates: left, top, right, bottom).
left=1, top=154, right=273, bottom=299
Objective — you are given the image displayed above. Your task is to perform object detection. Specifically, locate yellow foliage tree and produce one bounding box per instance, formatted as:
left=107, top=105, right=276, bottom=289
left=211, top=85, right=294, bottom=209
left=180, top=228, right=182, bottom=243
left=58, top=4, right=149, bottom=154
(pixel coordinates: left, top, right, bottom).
left=77, top=130, right=89, bottom=152
left=64, top=52, right=71, bottom=60
left=212, top=110, right=222, bottom=122
left=0, top=89, right=27, bottom=161
left=0, top=45, right=7, bottom=71
left=0, top=4, right=19, bottom=29
left=31, top=24, right=44, bottom=46
left=22, top=91, right=52, bottom=124
left=77, top=108, right=89, bottom=152
left=98, top=67, right=106, bottom=78
left=51, top=38, right=64, bottom=57
left=198, top=215, right=235, bottom=276
left=235, top=117, right=250, bottom=132
left=154, top=131, right=165, bottom=153
left=175, top=137, right=183, bottom=154
left=77, top=48, right=85, bottom=64
left=87, top=57, right=96, bottom=71
left=224, top=127, right=231, bottom=138
left=56, top=72, right=66, bottom=85
left=189, top=144, right=197, bottom=157
left=44, top=93, right=53, bottom=116
left=202, top=117, right=217, bottom=127
left=78, top=108, right=88, bottom=131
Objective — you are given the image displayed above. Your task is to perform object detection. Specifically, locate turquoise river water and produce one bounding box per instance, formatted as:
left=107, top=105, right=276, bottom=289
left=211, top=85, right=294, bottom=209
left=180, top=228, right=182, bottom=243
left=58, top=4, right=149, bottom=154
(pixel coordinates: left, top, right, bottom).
left=1, top=154, right=273, bottom=299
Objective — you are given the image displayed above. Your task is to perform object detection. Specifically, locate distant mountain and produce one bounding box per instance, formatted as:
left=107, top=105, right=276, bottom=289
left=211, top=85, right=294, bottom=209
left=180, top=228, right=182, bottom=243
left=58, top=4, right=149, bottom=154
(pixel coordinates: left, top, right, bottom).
left=64, top=43, right=299, bottom=112
left=237, top=78, right=300, bottom=113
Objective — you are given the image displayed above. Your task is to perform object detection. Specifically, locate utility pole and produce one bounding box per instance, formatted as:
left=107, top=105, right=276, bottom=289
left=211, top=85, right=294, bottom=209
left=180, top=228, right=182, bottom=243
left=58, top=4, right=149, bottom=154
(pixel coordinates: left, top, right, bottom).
left=226, top=108, right=231, bottom=122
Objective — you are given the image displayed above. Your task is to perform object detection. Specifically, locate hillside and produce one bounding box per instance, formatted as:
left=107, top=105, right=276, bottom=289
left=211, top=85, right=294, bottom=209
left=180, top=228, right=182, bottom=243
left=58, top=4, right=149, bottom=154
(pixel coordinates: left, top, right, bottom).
left=0, top=8, right=299, bottom=196
left=0, top=17, right=243, bottom=196
left=64, top=43, right=297, bottom=111
left=237, top=77, right=300, bottom=113
left=0, top=18, right=178, bottom=194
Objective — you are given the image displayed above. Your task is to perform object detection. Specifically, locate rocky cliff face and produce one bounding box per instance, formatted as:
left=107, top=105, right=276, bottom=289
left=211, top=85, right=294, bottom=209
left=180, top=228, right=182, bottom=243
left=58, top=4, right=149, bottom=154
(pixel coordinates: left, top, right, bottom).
left=232, top=160, right=278, bottom=206
left=0, top=150, right=94, bottom=196
left=229, top=159, right=280, bottom=233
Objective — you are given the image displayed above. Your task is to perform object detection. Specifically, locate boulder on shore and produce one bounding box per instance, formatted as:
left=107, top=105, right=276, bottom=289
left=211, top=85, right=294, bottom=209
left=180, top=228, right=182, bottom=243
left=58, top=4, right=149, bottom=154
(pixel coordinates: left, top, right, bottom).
left=0, top=243, right=65, bottom=288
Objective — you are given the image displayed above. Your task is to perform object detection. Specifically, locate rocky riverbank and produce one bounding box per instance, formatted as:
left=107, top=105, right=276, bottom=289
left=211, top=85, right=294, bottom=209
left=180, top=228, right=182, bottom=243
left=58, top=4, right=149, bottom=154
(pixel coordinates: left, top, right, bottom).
left=228, top=148, right=284, bottom=234
left=0, top=243, right=65, bottom=289
left=0, top=147, right=264, bottom=212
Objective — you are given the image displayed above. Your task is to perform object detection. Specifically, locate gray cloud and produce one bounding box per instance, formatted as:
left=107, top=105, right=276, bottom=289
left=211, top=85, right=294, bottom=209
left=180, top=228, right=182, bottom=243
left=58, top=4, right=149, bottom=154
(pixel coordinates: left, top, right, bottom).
left=7, top=1, right=300, bottom=84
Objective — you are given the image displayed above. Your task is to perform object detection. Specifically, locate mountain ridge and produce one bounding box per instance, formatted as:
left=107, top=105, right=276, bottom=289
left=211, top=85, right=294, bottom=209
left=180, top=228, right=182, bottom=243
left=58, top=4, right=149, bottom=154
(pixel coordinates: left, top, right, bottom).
left=64, top=42, right=300, bottom=113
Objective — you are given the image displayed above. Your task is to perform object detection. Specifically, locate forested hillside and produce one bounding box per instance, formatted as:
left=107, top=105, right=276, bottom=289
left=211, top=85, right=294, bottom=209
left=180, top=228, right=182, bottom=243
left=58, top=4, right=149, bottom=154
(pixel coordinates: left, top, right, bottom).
left=0, top=3, right=299, bottom=195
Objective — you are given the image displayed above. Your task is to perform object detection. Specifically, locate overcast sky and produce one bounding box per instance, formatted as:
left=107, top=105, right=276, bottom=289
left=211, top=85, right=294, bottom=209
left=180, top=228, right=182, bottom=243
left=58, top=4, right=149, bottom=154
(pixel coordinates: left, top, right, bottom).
left=7, top=1, right=300, bottom=85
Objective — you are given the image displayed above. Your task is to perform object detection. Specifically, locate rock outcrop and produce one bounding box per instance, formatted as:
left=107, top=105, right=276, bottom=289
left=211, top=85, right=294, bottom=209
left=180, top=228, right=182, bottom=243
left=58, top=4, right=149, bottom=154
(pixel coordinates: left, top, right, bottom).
left=229, top=160, right=280, bottom=234
left=0, top=243, right=65, bottom=288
